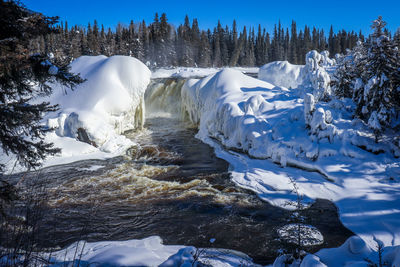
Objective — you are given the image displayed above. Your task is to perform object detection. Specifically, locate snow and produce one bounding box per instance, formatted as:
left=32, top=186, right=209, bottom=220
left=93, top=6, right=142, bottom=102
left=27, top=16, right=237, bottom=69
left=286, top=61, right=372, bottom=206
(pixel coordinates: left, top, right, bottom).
left=181, top=59, right=400, bottom=252
left=1, top=52, right=400, bottom=265
left=51, top=55, right=150, bottom=136
left=258, top=61, right=305, bottom=89
left=47, top=236, right=183, bottom=266
left=277, top=224, right=324, bottom=246
left=0, top=55, right=151, bottom=173
left=152, top=66, right=259, bottom=79
left=258, top=50, right=334, bottom=101
left=42, top=236, right=256, bottom=267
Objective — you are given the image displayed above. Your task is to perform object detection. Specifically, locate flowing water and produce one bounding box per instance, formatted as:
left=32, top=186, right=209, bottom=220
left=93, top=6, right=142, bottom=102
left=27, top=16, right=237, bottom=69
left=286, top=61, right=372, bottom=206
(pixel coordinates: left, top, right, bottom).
left=1, top=78, right=353, bottom=264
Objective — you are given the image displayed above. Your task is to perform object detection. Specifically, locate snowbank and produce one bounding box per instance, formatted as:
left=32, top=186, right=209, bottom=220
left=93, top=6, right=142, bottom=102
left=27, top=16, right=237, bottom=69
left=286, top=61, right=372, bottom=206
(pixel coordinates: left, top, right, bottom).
left=0, top=55, right=151, bottom=172
left=273, top=236, right=400, bottom=267
left=44, top=235, right=400, bottom=267
left=258, top=61, right=305, bottom=89
left=258, top=50, right=334, bottom=100
left=49, top=55, right=151, bottom=143
left=182, top=67, right=400, bottom=250
left=47, top=236, right=183, bottom=266
left=45, top=56, right=150, bottom=162
left=44, top=236, right=256, bottom=267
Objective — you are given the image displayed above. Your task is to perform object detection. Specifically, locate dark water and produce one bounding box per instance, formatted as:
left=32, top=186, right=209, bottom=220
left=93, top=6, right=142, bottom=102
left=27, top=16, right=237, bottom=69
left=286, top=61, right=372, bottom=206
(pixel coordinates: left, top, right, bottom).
left=1, top=117, right=353, bottom=264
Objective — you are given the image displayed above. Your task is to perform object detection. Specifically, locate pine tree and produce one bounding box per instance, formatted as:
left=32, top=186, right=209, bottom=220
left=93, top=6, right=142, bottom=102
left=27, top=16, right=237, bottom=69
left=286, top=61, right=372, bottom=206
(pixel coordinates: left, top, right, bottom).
left=394, top=27, right=400, bottom=48
left=20, top=12, right=364, bottom=69
left=212, top=28, right=222, bottom=67
left=271, top=24, right=279, bottom=61
left=228, top=20, right=239, bottom=66
left=354, top=17, right=400, bottom=135
left=191, top=18, right=201, bottom=65
left=264, top=31, right=271, bottom=63
left=332, top=48, right=362, bottom=98
left=0, top=0, right=83, bottom=172
left=198, top=31, right=212, bottom=67
left=289, top=21, right=298, bottom=64
left=158, top=13, right=175, bottom=66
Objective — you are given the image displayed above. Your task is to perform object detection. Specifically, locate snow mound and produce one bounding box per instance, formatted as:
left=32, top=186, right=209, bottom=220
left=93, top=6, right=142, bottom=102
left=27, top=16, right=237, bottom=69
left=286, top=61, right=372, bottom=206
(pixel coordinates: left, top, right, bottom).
left=47, top=55, right=151, bottom=151
left=258, top=50, right=334, bottom=101
left=47, top=236, right=183, bottom=266
left=272, top=236, right=400, bottom=267
left=258, top=61, right=305, bottom=89
left=41, top=236, right=257, bottom=267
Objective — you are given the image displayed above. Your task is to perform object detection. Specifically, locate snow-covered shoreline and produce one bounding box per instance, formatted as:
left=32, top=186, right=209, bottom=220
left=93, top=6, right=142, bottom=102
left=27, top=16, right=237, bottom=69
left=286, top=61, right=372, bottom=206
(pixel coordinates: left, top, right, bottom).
left=180, top=52, right=400, bottom=265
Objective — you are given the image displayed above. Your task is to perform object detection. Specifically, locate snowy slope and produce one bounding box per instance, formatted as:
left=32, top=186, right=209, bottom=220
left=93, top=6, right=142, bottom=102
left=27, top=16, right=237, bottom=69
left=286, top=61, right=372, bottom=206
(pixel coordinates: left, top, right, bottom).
left=182, top=65, right=400, bottom=250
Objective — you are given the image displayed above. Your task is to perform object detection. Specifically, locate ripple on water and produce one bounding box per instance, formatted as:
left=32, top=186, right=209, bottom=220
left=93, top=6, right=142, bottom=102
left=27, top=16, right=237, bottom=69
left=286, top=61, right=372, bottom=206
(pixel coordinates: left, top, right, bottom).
left=48, top=161, right=258, bottom=207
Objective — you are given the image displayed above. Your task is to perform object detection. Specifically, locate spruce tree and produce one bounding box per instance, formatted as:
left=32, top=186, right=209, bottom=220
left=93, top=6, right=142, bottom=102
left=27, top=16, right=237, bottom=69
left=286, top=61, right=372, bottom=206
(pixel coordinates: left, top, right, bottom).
left=289, top=21, right=298, bottom=64
left=394, top=27, right=400, bottom=48
left=198, top=31, right=212, bottom=67
left=0, top=0, right=83, bottom=172
left=212, top=29, right=222, bottom=67
left=355, top=17, right=400, bottom=135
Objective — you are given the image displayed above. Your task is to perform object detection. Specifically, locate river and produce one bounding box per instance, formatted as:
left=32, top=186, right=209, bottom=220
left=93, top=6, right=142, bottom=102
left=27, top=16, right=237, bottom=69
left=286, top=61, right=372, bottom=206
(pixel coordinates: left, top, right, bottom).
left=0, top=78, right=353, bottom=264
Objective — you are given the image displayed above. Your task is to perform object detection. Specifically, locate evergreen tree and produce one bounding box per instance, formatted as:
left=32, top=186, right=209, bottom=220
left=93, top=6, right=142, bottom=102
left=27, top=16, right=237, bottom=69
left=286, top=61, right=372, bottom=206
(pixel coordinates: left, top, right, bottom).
left=22, top=12, right=364, bottom=68
left=332, top=45, right=364, bottom=99
left=0, top=0, right=83, bottom=172
left=394, top=27, right=400, bottom=48
left=212, top=28, right=222, bottom=67
left=177, top=15, right=194, bottom=66
left=228, top=20, right=240, bottom=66
left=355, top=17, right=400, bottom=134
left=289, top=21, right=298, bottom=64
left=191, top=18, right=201, bottom=64
left=328, top=25, right=335, bottom=56
left=157, top=13, right=176, bottom=66
left=198, top=31, right=212, bottom=67
left=139, top=20, right=149, bottom=62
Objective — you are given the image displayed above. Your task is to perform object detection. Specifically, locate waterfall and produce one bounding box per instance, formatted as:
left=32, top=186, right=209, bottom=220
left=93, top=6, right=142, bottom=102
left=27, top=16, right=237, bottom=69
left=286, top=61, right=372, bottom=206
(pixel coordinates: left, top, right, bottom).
left=145, top=78, right=187, bottom=118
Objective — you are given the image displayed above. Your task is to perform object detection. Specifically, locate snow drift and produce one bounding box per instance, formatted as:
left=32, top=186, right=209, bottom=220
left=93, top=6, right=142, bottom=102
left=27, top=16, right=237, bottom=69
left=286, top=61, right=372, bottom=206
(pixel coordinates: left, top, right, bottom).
left=258, top=50, right=335, bottom=101
left=258, top=60, right=305, bottom=89
left=46, top=55, right=151, bottom=153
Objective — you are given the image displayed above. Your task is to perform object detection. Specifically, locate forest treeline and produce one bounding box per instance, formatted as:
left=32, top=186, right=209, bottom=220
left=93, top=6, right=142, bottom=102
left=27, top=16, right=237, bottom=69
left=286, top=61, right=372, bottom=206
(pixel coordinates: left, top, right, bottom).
left=29, top=13, right=368, bottom=67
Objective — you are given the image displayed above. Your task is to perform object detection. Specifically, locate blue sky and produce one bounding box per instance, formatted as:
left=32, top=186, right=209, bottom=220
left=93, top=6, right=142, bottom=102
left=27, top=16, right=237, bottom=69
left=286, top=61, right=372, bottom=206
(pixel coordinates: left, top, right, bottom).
left=23, top=0, right=399, bottom=35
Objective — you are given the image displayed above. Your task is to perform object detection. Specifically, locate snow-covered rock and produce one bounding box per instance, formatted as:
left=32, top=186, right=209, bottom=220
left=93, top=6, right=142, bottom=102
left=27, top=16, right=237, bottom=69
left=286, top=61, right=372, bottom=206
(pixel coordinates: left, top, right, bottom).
left=0, top=55, right=151, bottom=172
left=46, top=55, right=151, bottom=152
